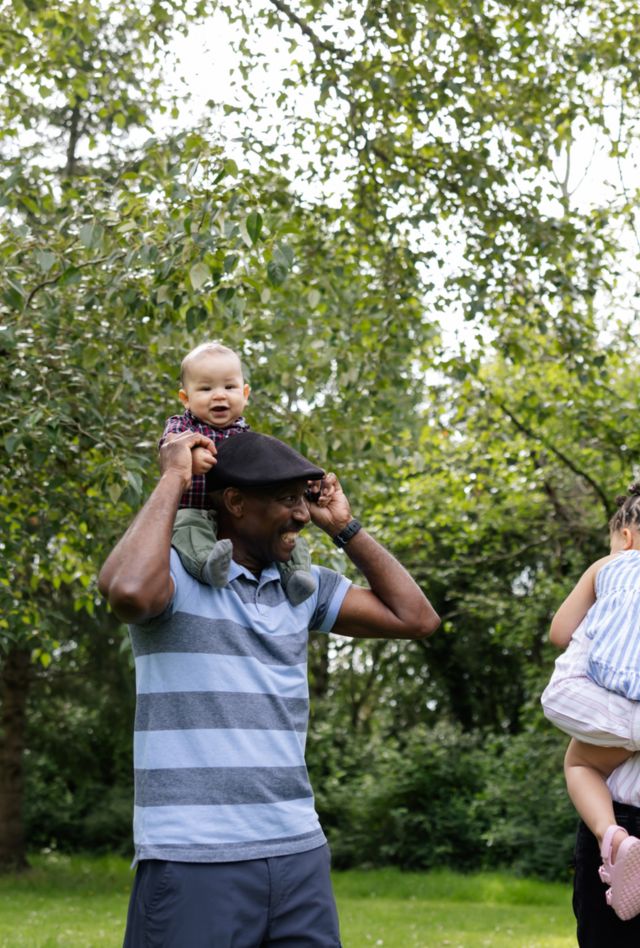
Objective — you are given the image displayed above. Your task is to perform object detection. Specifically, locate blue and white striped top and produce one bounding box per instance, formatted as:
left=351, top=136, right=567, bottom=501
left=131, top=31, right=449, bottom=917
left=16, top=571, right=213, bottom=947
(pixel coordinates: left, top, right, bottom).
left=129, top=549, right=351, bottom=863
left=586, top=549, right=640, bottom=700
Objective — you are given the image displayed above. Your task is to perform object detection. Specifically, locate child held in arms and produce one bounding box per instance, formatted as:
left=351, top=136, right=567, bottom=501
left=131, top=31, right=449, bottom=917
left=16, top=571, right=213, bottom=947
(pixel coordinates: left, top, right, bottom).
left=543, top=483, right=640, bottom=921
left=160, top=341, right=316, bottom=604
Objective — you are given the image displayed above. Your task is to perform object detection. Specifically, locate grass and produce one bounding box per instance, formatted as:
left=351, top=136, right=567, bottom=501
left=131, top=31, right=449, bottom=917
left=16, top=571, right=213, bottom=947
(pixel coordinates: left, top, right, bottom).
left=0, top=855, right=576, bottom=947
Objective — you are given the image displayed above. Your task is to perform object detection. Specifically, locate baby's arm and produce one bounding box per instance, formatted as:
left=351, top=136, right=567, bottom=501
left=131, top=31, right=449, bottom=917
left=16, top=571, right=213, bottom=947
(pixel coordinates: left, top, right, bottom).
left=161, top=425, right=216, bottom=475
left=191, top=446, right=215, bottom=474
left=549, top=554, right=613, bottom=647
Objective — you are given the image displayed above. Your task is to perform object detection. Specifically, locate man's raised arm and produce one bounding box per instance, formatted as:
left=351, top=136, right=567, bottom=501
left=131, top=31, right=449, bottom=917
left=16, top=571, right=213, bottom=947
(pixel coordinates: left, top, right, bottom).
left=98, top=431, right=215, bottom=624
left=309, top=473, right=440, bottom=640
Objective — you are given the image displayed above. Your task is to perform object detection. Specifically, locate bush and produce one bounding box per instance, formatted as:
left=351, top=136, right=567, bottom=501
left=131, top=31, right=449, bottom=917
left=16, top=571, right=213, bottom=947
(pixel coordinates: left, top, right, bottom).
left=308, top=719, right=576, bottom=880
left=474, top=729, right=577, bottom=880
left=310, top=722, right=490, bottom=871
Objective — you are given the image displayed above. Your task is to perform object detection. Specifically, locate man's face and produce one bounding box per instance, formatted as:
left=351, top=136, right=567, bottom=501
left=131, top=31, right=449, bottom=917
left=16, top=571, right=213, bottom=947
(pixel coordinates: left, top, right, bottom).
left=234, top=479, right=311, bottom=567
left=179, top=351, right=250, bottom=429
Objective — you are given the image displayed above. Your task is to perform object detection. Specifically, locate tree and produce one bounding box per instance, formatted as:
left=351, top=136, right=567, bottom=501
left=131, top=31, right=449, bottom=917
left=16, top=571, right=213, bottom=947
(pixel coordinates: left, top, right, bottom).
left=1, top=0, right=436, bottom=869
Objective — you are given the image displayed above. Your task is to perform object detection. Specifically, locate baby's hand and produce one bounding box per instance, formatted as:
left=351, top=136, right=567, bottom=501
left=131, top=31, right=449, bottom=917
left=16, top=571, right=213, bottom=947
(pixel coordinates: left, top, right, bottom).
left=191, top=445, right=216, bottom=475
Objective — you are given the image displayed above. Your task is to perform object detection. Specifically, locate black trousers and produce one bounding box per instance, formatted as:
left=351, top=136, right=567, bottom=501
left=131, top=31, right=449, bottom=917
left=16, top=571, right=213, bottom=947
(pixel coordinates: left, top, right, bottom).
left=574, top=801, right=640, bottom=946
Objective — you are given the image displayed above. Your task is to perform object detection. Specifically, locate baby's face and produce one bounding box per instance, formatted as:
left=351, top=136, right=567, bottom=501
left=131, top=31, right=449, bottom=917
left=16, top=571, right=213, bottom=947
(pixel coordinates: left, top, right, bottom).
left=179, top=351, right=250, bottom=428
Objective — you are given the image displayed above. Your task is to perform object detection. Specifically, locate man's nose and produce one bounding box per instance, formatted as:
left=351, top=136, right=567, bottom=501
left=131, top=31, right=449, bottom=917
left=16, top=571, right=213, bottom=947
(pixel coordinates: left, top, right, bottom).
left=292, top=497, right=310, bottom=522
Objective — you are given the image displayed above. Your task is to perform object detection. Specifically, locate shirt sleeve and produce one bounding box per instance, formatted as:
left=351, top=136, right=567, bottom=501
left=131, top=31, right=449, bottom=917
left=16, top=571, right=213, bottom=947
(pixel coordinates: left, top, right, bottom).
left=541, top=631, right=640, bottom=750
left=159, top=414, right=192, bottom=448
left=309, top=566, right=352, bottom=633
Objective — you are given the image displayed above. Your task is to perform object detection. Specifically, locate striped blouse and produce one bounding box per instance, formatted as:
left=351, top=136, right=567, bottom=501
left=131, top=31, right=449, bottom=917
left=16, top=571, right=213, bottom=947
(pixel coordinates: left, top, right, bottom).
left=585, top=550, right=640, bottom=700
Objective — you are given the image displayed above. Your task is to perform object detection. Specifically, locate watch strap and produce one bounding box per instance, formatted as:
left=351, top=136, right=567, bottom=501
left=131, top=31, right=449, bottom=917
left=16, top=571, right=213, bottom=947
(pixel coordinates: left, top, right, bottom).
left=332, top=518, right=362, bottom=549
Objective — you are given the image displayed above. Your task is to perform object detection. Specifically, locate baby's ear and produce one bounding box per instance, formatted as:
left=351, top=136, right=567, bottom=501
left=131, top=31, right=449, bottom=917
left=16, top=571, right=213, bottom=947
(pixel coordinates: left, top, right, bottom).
left=243, top=383, right=251, bottom=401
left=178, top=388, right=189, bottom=407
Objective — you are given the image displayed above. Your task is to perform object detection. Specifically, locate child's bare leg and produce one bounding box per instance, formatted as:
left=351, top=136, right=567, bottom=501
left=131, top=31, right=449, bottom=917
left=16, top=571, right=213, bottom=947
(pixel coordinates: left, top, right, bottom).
left=565, top=738, right=632, bottom=857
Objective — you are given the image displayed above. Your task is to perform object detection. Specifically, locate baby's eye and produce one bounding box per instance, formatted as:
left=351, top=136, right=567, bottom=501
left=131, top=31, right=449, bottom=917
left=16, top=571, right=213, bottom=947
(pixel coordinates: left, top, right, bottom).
left=225, top=383, right=239, bottom=390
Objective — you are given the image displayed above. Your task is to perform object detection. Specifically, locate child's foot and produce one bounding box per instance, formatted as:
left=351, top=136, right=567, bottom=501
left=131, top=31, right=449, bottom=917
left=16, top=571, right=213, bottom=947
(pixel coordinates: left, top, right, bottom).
left=284, top=569, right=316, bottom=606
left=200, top=539, right=232, bottom=587
left=599, top=825, right=640, bottom=920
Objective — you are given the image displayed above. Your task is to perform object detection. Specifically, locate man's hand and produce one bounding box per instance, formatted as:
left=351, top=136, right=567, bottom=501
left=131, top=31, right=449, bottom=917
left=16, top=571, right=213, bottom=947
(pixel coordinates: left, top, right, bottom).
left=306, top=473, right=353, bottom=538
left=160, top=431, right=216, bottom=490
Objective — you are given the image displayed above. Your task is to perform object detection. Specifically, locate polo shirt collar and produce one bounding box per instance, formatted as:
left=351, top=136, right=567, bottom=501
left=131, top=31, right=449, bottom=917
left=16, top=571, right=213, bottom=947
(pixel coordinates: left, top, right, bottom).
left=228, top=560, right=280, bottom=586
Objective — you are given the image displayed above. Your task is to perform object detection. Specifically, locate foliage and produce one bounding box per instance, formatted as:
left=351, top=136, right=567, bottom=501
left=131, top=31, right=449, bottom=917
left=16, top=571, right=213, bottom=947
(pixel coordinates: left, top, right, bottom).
left=308, top=715, right=577, bottom=880
left=4, top=0, right=640, bottom=875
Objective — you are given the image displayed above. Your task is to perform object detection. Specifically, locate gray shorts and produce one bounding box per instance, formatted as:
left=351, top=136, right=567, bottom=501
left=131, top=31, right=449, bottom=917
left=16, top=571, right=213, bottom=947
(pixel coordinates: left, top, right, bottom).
left=122, top=844, right=341, bottom=948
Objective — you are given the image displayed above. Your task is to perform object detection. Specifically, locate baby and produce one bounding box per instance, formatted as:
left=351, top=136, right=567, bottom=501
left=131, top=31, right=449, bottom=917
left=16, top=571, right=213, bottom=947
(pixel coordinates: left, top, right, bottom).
left=160, top=341, right=316, bottom=605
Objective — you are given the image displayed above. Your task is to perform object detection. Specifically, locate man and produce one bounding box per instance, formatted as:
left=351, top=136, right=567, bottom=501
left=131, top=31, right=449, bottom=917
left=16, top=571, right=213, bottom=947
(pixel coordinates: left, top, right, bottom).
left=541, top=626, right=640, bottom=945
left=99, top=430, right=439, bottom=948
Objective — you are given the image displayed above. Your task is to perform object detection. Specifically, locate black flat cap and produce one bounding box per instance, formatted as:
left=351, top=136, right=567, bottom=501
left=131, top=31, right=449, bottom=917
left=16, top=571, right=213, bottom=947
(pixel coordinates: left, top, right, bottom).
left=205, top=432, right=324, bottom=490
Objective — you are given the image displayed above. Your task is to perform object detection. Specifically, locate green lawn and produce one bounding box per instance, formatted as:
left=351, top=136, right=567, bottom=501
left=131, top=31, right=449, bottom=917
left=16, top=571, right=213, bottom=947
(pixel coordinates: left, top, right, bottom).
left=0, top=855, right=576, bottom=947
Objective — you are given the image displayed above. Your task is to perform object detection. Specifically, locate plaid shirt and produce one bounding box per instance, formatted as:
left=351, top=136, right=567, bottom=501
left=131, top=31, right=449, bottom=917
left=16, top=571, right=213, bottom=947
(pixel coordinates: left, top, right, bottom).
left=160, top=409, right=251, bottom=509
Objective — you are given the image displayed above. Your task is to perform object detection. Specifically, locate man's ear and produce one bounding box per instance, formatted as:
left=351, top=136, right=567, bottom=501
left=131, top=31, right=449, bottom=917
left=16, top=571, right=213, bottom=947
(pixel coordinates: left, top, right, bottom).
left=222, top=487, right=245, bottom=519
left=178, top=388, right=189, bottom=408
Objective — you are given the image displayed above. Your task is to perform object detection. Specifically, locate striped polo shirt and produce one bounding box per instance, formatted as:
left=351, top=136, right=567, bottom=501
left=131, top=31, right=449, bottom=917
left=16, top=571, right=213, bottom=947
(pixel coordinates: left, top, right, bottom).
left=586, top=549, right=640, bottom=700
left=129, top=549, right=351, bottom=863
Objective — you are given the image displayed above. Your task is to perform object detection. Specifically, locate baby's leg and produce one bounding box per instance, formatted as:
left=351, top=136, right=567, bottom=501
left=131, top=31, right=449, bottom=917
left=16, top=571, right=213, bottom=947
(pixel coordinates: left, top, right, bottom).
left=565, top=738, right=632, bottom=854
left=172, top=509, right=232, bottom=587
left=278, top=536, right=316, bottom=606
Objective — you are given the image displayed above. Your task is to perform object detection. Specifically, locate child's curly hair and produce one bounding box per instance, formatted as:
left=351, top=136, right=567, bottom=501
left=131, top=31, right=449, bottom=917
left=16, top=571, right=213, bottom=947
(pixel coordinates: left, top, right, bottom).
left=609, top=482, right=640, bottom=533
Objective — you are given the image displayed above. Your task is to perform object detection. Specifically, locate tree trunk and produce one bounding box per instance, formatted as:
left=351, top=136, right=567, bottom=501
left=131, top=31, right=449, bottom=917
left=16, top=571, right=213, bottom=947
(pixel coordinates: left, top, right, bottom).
left=308, top=633, right=329, bottom=701
left=0, top=646, right=31, bottom=872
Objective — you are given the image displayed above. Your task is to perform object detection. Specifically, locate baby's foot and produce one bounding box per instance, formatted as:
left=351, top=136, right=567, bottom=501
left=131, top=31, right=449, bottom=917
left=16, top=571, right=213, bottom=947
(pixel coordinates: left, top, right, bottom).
left=599, top=825, right=640, bottom=920
left=201, top=539, right=232, bottom=587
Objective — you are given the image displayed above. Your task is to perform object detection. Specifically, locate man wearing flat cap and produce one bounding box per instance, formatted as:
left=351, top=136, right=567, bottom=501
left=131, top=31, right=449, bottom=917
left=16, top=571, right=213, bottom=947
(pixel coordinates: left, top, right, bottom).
left=99, top=429, right=440, bottom=948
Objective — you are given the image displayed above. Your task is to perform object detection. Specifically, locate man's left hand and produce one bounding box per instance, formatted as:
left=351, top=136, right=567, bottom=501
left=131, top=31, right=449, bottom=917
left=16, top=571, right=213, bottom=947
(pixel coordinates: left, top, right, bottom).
left=306, top=473, right=353, bottom=539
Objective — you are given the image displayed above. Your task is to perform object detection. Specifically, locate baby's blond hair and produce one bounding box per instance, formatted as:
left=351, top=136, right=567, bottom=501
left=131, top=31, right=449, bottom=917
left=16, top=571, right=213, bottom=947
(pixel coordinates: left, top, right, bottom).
left=180, top=342, right=241, bottom=386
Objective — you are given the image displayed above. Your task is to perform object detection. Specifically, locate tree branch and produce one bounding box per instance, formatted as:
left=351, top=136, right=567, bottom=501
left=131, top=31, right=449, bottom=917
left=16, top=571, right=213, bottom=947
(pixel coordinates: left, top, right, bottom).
left=494, top=397, right=612, bottom=518
left=26, top=253, right=125, bottom=309
left=267, top=0, right=349, bottom=61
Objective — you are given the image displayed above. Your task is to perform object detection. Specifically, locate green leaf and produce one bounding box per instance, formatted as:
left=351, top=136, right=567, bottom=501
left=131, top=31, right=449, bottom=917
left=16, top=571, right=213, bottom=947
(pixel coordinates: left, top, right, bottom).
left=78, top=222, right=104, bottom=249
left=107, top=483, right=122, bottom=504
left=189, top=262, right=210, bottom=291
left=36, top=250, right=56, bottom=273
left=3, top=433, right=21, bottom=454
left=126, top=470, right=143, bottom=497
left=245, top=211, right=263, bottom=245
left=267, top=260, right=288, bottom=286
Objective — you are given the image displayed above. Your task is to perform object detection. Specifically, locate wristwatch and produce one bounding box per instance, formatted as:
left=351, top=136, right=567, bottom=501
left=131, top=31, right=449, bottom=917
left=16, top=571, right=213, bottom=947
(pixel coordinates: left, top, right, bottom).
left=332, top=519, right=362, bottom=549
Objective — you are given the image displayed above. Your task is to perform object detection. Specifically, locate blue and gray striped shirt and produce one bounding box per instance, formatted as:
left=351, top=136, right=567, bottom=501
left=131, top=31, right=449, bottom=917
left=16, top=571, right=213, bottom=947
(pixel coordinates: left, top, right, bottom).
left=586, top=549, right=640, bottom=700
left=129, top=549, right=351, bottom=863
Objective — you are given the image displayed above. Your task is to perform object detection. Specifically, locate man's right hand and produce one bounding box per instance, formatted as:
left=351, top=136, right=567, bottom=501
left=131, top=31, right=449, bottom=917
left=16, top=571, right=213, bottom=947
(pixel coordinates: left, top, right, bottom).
left=160, top=432, right=216, bottom=489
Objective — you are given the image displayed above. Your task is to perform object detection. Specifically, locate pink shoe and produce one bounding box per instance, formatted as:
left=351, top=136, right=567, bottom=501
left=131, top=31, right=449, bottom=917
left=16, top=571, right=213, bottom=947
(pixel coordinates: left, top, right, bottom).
left=599, top=825, right=640, bottom=920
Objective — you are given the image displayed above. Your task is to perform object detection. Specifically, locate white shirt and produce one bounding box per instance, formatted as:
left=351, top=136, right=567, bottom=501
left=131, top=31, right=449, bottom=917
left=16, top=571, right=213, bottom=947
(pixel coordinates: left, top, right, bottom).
left=541, top=624, right=640, bottom=805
